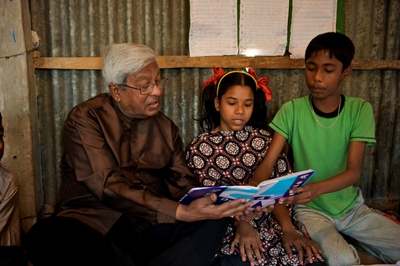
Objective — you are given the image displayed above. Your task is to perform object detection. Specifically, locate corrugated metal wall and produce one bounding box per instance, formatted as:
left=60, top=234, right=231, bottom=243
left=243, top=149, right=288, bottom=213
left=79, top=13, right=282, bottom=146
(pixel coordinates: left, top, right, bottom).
left=29, top=0, right=400, bottom=214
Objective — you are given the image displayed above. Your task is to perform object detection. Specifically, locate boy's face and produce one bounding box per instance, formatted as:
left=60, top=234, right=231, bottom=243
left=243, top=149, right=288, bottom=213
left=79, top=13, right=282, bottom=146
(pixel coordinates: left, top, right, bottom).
left=0, top=121, right=3, bottom=161
left=305, top=50, right=351, bottom=101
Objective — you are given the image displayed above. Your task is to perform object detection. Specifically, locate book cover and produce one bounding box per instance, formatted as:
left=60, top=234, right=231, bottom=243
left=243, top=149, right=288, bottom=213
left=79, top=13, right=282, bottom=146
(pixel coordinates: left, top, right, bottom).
left=179, top=169, right=316, bottom=210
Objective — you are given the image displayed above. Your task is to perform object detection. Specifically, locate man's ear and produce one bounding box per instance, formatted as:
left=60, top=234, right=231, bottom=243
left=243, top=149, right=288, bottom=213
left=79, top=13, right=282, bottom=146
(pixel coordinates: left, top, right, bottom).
left=214, top=97, right=220, bottom=111
left=342, top=66, right=352, bottom=81
left=109, top=83, right=121, bottom=102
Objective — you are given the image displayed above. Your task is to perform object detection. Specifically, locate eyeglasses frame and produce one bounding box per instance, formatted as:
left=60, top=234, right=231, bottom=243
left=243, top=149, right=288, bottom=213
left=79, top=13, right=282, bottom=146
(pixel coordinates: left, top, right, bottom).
left=114, top=77, right=168, bottom=95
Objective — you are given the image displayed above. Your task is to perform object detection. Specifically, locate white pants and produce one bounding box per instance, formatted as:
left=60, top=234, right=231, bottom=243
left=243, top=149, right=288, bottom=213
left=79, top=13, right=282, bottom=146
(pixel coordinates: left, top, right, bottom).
left=294, top=188, right=400, bottom=265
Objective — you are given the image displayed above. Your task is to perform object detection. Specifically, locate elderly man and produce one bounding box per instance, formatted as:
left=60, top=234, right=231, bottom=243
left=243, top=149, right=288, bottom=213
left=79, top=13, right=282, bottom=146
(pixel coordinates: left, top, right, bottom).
left=26, top=43, right=254, bottom=266
left=0, top=112, right=26, bottom=266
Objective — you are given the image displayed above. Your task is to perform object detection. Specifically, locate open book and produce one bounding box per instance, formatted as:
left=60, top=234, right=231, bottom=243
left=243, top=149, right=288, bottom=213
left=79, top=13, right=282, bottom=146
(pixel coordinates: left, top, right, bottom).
left=179, top=169, right=316, bottom=210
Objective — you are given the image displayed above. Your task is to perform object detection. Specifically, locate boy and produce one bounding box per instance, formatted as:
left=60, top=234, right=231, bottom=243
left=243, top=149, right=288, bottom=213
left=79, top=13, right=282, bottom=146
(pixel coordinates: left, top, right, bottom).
left=257, top=32, right=400, bottom=264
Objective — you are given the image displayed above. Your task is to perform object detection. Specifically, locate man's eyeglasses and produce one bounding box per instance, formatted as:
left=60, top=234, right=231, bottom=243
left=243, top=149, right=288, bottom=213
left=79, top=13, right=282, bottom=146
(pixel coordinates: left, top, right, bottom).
left=115, top=77, right=168, bottom=95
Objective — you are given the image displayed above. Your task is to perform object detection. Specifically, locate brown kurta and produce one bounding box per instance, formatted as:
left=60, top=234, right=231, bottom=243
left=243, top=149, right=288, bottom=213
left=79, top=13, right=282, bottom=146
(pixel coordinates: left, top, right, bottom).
left=0, top=166, right=20, bottom=246
left=56, top=93, right=198, bottom=235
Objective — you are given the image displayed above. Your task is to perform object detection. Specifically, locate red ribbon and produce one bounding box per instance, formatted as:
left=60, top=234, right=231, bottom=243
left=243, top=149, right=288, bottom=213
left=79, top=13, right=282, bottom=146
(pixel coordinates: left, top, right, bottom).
left=202, top=66, right=225, bottom=90
left=202, top=66, right=272, bottom=102
left=248, top=67, right=272, bottom=101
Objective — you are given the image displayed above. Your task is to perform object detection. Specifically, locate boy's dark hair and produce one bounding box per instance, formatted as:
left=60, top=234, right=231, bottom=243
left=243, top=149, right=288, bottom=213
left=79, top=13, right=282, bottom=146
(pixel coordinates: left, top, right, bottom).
left=305, top=32, right=355, bottom=71
left=0, top=112, right=2, bottom=124
left=198, top=71, right=267, bottom=132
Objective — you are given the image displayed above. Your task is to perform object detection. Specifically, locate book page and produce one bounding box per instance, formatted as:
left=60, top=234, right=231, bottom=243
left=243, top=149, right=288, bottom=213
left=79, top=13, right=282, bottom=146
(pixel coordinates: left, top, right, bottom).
left=189, top=0, right=238, bottom=56
left=179, top=169, right=316, bottom=210
left=250, top=169, right=316, bottom=209
left=289, top=0, right=337, bottom=59
left=239, top=0, right=289, bottom=56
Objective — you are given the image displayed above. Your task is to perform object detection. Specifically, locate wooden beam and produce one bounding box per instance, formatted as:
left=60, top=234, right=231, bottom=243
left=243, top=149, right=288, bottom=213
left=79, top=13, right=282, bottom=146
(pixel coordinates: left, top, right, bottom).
left=33, top=56, right=102, bottom=70
left=155, top=56, right=306, bottom=69
left=33, top=54, right=400, bottom=70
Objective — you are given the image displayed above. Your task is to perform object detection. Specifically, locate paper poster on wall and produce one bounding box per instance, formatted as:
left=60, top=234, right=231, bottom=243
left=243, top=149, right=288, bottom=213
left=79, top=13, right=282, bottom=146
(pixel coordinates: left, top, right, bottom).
left=289, top=0, right=338, bottom=59
left=189, top=0, right=238, bottom=57
left=239, top=0, right=289, bottom=56
left=188, top=0, right=339, bottom=58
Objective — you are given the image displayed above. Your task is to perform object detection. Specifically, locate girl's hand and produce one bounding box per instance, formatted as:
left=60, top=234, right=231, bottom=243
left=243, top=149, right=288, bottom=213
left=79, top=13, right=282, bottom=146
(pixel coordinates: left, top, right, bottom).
left=236, top=205, right=274, bottom=222
left=231, top=221, right=265, bottom=266
left=282, top=229, right=323, bottom=265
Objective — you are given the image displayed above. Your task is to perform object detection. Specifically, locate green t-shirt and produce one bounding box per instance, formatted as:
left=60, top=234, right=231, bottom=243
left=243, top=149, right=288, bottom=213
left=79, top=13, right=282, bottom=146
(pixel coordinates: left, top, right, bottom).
left=270, top=95, right=376, bottom=218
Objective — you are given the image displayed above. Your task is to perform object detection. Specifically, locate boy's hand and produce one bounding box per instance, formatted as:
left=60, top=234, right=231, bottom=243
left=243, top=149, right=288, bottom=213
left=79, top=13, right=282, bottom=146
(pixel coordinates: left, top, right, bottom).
left=278, top=183, right=320, bottom=205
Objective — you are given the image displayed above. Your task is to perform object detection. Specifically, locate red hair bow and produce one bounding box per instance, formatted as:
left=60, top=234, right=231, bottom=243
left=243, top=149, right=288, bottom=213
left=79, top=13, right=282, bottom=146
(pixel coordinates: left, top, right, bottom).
left=202, top=66, right=225, bottom=90
left=248, top=67, right=272, bottom=101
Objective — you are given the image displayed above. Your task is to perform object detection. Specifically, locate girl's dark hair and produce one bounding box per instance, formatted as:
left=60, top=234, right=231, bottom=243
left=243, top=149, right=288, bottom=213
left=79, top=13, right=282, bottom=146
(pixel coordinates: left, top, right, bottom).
left=305, top=32, right=355, bottom=71
left=198, top=70, right=268, bottom=132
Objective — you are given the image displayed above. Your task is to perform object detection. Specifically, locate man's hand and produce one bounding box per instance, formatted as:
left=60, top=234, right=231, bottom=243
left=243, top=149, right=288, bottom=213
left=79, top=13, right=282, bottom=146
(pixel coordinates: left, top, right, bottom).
left=176, top=193, right=253, bottom=222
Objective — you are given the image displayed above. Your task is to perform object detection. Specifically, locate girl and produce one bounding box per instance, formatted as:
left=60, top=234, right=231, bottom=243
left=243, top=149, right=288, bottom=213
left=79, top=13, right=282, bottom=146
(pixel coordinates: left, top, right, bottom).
left=186, top=67, right=325, bottom=266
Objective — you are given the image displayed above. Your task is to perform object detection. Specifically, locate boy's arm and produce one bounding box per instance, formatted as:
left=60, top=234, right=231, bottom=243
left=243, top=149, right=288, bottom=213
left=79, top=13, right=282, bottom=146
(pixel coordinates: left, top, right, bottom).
left=283, top=141, right=366, bottom=205
left=249, top=132, right=288, bottom=186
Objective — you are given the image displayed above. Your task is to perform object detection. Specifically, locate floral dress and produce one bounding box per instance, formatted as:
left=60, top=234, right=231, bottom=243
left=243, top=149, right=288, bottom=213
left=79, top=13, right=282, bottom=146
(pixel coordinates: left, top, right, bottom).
left=186, top=126, right=324, bottom=266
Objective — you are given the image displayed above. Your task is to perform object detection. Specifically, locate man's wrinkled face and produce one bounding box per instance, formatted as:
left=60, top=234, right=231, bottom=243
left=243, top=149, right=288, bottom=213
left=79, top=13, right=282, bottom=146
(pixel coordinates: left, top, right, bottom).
left=110, top=61, right=163, bottom=119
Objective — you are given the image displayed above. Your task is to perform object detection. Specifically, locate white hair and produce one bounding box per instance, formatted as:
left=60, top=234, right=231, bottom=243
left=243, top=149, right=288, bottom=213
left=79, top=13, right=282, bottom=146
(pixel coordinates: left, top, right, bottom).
left=101, top=43, right=157, bottom=90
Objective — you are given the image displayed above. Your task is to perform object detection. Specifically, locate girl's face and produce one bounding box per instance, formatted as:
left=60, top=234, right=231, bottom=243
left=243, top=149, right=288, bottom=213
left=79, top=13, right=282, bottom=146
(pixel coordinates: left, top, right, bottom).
left=214, top=85, right=254, bottom=131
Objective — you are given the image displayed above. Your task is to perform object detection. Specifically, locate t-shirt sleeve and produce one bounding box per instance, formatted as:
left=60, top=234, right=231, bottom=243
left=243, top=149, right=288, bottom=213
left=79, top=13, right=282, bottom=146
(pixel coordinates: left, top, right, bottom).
left=351, top=101, right=376, bottom=146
